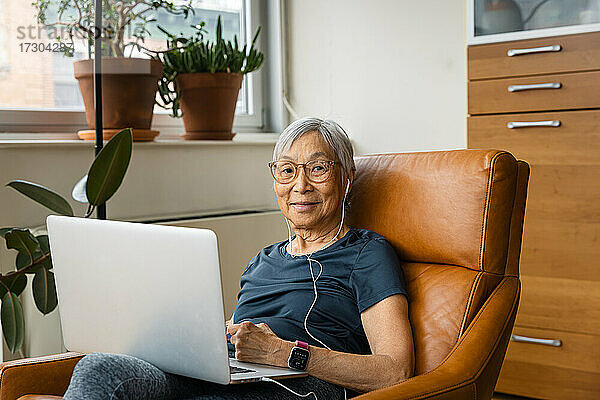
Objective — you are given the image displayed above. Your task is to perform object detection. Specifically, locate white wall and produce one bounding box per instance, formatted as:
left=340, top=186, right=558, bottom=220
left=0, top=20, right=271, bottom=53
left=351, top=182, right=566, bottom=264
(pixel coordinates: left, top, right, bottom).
left=284, top=0, right=467, bottom=155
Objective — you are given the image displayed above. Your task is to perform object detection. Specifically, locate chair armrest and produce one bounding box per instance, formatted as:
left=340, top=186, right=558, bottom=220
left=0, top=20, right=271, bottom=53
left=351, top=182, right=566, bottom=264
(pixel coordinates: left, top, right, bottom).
left=0, top=352, right=84, bottom=400
left=355, top=276, right=520, bottom=400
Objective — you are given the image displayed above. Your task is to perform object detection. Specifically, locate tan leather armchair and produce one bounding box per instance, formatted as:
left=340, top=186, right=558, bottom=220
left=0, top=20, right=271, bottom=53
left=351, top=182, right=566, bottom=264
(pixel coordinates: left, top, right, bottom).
left=0, top=149, right=529, bottom=400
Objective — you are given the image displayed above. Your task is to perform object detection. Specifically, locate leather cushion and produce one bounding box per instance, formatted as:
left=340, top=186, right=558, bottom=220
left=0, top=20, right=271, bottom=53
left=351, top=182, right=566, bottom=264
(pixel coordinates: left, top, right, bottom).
left=403, top=262, right=478, bottom=374
left=348, top=150, right=518, bottom=274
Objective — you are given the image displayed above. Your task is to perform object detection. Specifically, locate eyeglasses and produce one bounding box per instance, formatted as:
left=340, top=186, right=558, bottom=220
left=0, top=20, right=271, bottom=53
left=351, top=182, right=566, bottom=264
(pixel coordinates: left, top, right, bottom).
left=268, top=160, right=336, bottom=184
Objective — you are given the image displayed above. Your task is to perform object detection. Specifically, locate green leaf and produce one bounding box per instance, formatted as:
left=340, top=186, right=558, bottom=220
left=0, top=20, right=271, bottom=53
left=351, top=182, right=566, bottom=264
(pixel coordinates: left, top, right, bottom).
left=0, top=227, right=15, bottom=238
left=5, top=229, right=40, bottom=264
left=33, top=269, right=58, bottom=315
left=33, top=235, right=53, bottom=272
left=36, top=234, right=50, bottom=253
left=0, top=274, right=28, bottom=298
left=16, top=251, right=31, bottom=270
left=216, top=15, right=222, bottom=42
left=1, top=292, right=25, bottom=353
left=6, top=180, right=74, bottom=216
left=72, top=175, right=89, bottom=203
left=15, top=235, right=50, bottom=274
left=86, top=128, right=133, bottom=206
left=36, top=256, right=53, bottom=272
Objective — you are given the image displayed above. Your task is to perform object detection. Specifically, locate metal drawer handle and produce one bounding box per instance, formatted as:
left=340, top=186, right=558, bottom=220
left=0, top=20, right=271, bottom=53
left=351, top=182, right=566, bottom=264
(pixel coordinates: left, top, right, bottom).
left=510, top=334, right=562, bottom=347
left=507, top=45, right=562, bottom=57
left=507, top=120, right=561, bottom=129
left=508, top=82, right=561, bottom=92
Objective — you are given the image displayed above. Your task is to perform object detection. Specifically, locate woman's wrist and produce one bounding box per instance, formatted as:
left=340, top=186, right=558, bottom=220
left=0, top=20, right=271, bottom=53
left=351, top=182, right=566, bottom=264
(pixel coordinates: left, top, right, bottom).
left=274, top=339, right=295, bottom=368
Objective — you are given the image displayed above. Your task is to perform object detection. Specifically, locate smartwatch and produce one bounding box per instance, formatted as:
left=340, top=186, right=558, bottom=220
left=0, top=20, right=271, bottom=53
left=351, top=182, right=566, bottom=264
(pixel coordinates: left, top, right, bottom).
left=287, top=340, right=310, bottom=371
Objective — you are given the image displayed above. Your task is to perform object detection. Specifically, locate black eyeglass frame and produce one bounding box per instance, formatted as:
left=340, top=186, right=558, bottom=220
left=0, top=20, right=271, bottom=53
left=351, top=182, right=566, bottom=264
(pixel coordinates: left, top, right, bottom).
left=268, top=160, right=337, bottom=184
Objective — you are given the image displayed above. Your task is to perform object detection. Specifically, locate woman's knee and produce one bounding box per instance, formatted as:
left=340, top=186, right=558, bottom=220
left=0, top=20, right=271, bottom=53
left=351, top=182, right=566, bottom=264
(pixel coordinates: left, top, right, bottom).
left=73, top=353, right=136, bottom=379
left=66, top=353, right=171, bottom=400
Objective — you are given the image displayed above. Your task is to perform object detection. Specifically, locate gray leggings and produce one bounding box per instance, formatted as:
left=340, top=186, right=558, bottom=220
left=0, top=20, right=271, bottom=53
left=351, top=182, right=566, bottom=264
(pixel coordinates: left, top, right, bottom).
left=63, top=353, right=351, bottom=400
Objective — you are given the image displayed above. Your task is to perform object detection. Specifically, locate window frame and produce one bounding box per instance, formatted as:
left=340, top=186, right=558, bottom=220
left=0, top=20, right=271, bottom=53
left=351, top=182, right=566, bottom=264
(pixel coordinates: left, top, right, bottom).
left=0, top=0, right=269, bottom=137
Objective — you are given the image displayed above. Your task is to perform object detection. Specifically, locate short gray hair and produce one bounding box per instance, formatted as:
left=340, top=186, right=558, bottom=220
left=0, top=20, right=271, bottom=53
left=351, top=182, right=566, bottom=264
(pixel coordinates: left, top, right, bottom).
left=273, top=117, right=355, bottom=184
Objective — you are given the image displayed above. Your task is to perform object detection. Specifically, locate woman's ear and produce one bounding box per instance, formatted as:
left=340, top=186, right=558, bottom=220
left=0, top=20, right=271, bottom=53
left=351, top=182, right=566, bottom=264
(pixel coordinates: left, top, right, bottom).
left=348, top=168, right=356, bottom=192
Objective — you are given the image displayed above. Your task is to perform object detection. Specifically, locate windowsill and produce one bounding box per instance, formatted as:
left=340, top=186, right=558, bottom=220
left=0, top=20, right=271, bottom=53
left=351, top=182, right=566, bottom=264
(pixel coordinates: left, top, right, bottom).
left=0, top=132, right=280, bottom=148
left=1, top=131, right=280, bottom=238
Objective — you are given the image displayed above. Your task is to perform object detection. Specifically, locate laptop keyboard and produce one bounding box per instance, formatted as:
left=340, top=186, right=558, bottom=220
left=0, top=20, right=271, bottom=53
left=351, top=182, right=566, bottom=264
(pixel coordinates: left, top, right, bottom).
left=228, top=346, right=255, bottom=374
left=230, top=365, right=255, bottom=374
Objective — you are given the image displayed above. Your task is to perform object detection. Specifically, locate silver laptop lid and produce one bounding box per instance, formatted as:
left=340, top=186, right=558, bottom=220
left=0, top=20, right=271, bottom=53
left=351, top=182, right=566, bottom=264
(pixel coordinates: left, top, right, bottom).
left=46, top=215, right=231, bottom=384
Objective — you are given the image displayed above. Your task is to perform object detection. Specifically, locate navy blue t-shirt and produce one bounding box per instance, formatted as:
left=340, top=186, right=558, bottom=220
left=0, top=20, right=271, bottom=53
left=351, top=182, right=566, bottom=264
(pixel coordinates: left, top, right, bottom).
left=232, top=227, right=409, bottom=355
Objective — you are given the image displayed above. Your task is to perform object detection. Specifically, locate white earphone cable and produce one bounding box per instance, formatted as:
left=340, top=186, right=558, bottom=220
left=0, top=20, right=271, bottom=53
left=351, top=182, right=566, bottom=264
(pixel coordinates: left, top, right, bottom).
left=271, top=180, right=350, bottom=400
left=303, top=256, right=328, bottom=349
left=261, top=377, right=318, bottom=399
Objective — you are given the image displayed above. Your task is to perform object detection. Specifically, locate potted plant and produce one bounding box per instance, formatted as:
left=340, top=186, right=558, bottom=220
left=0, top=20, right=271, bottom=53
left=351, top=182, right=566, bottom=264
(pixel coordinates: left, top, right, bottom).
left=33, top=0, right=193, bottom=141
left=151, top=16, right=264, bottom=140
left=0, top=128, right=133, bottom=355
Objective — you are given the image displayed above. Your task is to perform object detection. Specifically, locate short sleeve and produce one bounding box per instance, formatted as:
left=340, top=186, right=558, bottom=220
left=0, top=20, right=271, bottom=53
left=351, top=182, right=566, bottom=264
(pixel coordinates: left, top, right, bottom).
left=241, top=255, right=257, bottom=276
left=349, top=238, right=409, bottom=313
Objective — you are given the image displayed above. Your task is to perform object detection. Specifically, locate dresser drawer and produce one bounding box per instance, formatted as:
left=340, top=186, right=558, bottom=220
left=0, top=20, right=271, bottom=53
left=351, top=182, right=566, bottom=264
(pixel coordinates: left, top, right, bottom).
left=520, top=183, right=600, bottom=283
left=469, top=110, right=600, bottom=283
left=469, top=71, right=600, bottom=115
left=468, top=110, right=600, bottom=164
left=516, top=275, right=600, bottom=336
left=469, top=31, right=600, bottom=80
left=496, top=326, right=600, bottom=399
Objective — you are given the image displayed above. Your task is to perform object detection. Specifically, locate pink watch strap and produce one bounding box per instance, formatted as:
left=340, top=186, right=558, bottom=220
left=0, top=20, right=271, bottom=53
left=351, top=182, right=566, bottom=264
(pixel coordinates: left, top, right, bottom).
left=295, top=340, right=309, bottom=349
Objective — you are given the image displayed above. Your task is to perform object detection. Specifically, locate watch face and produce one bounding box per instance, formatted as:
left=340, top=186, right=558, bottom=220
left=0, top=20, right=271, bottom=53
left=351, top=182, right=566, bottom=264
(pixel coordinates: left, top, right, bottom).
left=288, top=347, right=310, bottom=370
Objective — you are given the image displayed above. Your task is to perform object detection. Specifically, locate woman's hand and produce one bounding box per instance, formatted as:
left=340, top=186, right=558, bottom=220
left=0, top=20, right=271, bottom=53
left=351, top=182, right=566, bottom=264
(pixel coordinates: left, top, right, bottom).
left=227, top=321, right=292, bottom=367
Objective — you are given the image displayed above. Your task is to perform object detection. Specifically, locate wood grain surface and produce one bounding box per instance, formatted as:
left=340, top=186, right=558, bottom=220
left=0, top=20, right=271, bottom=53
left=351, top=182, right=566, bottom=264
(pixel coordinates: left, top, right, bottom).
left=516, top=275, right=600, bottom=335
left=469, top=31, right=600, bottom=80
left=496, top=326, right=600, bottom=399
left=469, top=71, right=600, bottom=115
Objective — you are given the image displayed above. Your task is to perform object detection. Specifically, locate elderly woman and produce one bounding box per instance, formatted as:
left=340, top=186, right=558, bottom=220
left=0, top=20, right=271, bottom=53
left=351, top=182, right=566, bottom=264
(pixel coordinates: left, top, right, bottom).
left=63, top=118, right=414, bottom=399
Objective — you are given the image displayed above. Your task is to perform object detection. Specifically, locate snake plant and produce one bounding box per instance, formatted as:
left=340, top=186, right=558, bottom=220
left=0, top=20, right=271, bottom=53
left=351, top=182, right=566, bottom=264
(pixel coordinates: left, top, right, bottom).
left=151, top=16, right=264, bottom=118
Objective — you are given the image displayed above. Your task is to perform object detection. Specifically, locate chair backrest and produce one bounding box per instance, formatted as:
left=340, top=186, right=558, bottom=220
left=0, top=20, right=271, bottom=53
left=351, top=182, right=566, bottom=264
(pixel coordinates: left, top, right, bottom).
left=347, top=149, right=528, bottom=375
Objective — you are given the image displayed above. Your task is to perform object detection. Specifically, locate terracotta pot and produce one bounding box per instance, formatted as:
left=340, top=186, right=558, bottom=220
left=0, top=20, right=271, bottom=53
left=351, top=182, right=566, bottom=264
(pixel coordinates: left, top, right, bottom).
left=176, top=73, right=243, bottom=140
left=74, top=58, right=163, bottom=141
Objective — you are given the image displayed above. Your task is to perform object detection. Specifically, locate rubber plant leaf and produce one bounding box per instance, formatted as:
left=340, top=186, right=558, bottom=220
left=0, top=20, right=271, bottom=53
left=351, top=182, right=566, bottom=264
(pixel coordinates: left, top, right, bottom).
left=34, top=234, right=53, bottom=272
left=6, top=180, right=73, bottom=216
left=72, top=175, right=89, bottom=203
left=0, top=274, right=28, bottom=298
left=1, top=291, right=25, bottom=353
left=32, top=269, right=58, bottom=315
left=5, top=229, right=40, bottom=265
left=86, top=128, right=133, bottom=206
left=16, top=252, right=47, bottom=273
left=16, top=252, right=31, bottom=271
left=0, top=227, right=16, bottom=238
left=36, top=234, right=50, bottom=253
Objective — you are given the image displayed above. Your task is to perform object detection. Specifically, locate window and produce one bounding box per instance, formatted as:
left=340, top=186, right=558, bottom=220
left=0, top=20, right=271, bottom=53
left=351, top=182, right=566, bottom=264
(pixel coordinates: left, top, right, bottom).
left=0, top=0, right=270, bottom=136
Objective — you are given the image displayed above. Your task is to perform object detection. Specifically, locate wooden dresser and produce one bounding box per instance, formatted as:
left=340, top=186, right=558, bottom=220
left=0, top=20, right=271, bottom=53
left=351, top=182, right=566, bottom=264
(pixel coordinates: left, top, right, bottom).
left=468, top=31, right=600, bottom=399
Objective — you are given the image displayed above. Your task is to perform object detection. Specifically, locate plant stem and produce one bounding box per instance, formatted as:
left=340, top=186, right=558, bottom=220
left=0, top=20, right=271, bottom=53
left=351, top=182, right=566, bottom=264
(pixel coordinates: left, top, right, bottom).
left=0, top=279, right=11, bottom=293
left=0, top=253, right=51, bottom=281
left=84, top=204, right=96, bottom=218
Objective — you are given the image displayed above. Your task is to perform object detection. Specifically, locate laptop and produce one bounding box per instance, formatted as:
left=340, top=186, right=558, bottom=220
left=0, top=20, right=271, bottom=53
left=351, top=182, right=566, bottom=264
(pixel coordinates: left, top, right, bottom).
left=46, top=215, right=307, bottom=384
